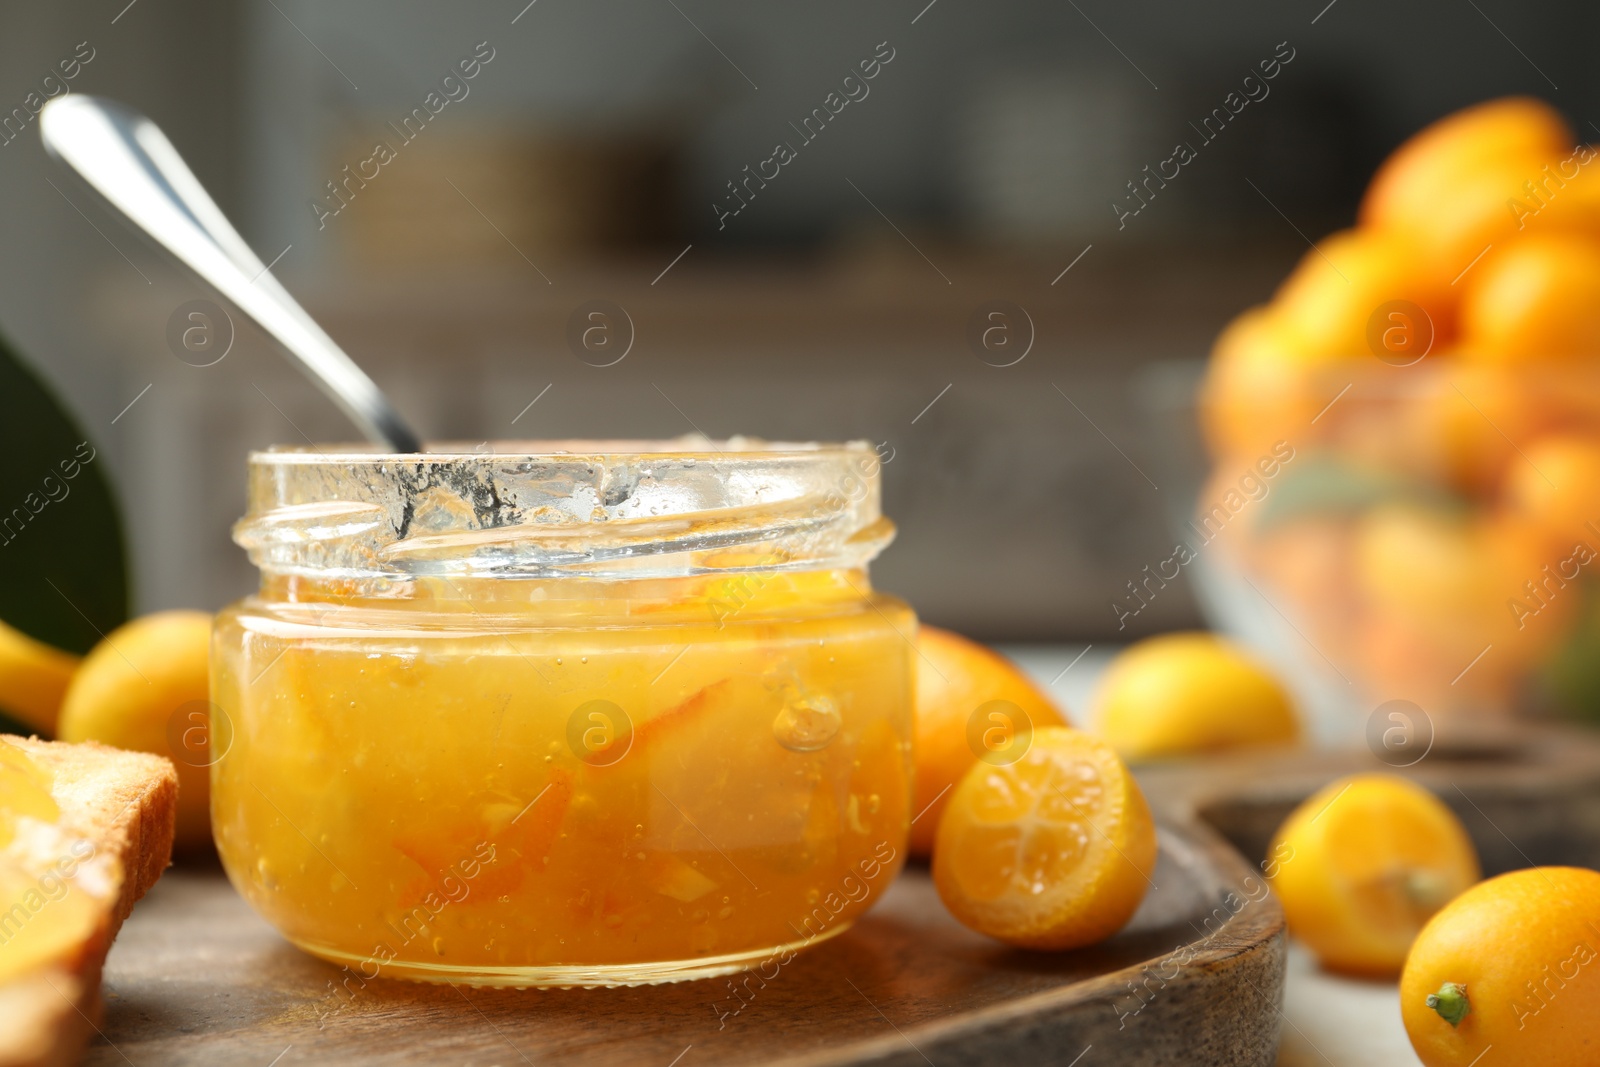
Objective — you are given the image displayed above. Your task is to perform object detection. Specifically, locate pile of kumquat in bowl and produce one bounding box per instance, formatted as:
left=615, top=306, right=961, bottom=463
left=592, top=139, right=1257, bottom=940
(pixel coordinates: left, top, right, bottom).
left=1196, top=96, right=1600, bottom=733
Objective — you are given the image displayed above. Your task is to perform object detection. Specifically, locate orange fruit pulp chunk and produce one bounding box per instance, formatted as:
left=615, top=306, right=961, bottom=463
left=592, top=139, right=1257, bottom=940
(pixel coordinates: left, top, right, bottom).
left=0, top=738, right=60, bottom=849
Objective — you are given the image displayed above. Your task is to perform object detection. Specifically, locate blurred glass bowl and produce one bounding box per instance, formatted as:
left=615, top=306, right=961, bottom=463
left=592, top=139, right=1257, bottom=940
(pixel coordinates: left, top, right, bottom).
left=1141, top=359, right=1600, bottom=747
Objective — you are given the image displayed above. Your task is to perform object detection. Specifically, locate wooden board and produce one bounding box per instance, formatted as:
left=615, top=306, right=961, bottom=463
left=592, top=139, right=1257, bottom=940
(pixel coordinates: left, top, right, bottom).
left=84, top=726, right=1600, bottom=1067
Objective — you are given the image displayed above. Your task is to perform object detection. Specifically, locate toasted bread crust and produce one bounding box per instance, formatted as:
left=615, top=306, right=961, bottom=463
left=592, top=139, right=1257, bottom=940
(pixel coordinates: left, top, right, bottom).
left=0, top=736, right=178, bottom=1067
left=9, top=738, right=179, bottom=925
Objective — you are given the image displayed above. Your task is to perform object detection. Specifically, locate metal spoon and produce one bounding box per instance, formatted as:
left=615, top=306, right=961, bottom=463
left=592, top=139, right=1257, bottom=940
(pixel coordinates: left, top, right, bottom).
left=40, top=95, right=421, bottom=453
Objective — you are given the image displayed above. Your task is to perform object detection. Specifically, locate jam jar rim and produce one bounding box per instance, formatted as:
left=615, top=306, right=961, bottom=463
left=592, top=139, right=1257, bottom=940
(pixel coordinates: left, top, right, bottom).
left=235, top=436, right=894, bottom=582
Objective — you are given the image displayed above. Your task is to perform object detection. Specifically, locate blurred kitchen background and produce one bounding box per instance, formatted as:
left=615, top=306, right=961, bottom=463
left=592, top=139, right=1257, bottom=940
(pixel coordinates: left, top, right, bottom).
left=1, top=0, right=1597, bottom=639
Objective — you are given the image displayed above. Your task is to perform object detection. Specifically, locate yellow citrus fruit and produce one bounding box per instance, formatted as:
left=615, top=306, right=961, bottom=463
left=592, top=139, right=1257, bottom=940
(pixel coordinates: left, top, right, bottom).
left=1271, top=774, right=1480, bottom=976
left=1399, top=152, right=1565, bottom=276
left=1273, top=227, right=1453, bottom=359
left=1362, top=97, right=1574, bottom=274
left=57, top=610, right=215, bottom=850
left=1199, top=305, right=1347, bottom=459
left=0, top=617, right=80, bottom=735
left=1505, top=433, right=1600, bottom=543
left=1354, top=505, right=1494, bottom=627
left=1410, top=363, right=1560, bottom=494
left=1092, top=632, right=1298, bottom=760
left=932, top=726, right=1155, bottom=949
left=1354, top=505, right=1569, bottom=677
left=1400, top=866, right=1600, bottom=1067
left=1524, top=153, right=1600, bottom=238
left=1363, top=98, right=1572, bottom=229
left=1461, top=232, right=1600, bottom=362
left=909, top=625, right=1067, bottom=856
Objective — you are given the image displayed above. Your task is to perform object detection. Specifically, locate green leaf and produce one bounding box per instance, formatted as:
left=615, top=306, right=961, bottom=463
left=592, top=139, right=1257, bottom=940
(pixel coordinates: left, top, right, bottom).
left=0, top=330, right=128, bottom=654
left=1538, top=578, right=1600, bottom=723
left=1255, top=454, right=1465, bottom=530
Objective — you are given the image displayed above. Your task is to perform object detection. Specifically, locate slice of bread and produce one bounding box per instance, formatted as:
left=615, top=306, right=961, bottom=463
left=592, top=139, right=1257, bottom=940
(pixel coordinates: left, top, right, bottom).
left=0, top=737, right=177, bottom=1067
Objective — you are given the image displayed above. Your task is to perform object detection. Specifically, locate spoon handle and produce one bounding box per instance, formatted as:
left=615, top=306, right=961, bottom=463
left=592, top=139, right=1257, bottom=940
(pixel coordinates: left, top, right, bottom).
left=40, top=95, right=422, bottom=453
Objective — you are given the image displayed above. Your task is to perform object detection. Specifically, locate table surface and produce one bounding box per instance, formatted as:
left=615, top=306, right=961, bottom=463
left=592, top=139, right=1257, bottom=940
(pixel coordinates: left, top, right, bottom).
left=999, top=645, right=1420, bottom=1067
left=92, top=831, right=1281, bottom=1067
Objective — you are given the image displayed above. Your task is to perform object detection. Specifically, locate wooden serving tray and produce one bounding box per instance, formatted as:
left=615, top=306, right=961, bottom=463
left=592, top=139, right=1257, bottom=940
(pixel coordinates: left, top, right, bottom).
left=86, top=727, right=1600, bottom=1067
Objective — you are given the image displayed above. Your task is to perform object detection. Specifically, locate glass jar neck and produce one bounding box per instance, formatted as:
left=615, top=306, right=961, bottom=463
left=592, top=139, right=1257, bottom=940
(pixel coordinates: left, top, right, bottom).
left=259, top=567, right=879, bottom=625
left=235, top=440, right=895, bottom=584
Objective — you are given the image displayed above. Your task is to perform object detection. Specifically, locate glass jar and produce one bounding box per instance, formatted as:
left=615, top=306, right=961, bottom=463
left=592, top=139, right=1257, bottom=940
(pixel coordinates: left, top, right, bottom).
left=210, top=439, right=913, bottom=988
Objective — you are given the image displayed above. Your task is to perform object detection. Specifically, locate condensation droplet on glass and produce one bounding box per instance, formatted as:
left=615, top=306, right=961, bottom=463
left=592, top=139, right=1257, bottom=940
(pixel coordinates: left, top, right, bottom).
left=772, top=693, right=842, bottom=752
left=432, top=936, right=445, bottom=956
left=867, top=793, right=881, bottom=814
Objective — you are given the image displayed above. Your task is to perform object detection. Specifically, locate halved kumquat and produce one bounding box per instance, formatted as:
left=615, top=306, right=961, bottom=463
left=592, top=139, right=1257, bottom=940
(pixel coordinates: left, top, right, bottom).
left=1270, top=773, right=1480, bottom=976
left=933, top=726, right=1156, bottom=950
